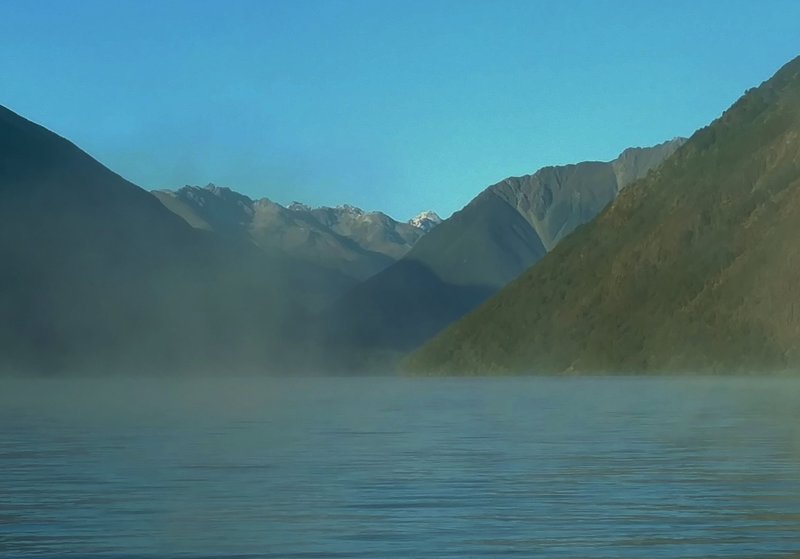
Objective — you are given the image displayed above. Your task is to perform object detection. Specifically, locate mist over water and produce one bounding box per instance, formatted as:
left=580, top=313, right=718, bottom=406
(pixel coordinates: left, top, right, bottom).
left=2, top=376, right=800, bottom=558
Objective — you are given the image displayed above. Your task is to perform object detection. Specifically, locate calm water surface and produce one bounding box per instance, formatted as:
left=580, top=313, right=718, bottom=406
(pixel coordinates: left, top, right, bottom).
left=1, top=376, right=800, bottom=558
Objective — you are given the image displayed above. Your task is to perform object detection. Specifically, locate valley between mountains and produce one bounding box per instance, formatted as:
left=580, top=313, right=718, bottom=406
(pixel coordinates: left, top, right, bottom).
left=3, top=56, right=800, bottom=375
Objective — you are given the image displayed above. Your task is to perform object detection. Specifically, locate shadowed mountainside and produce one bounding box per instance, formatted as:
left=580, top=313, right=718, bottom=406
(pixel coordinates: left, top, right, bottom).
left=0, top=105, right=345, bottom=375
left=322, top=138, right=683, bottom=368
left=408, top=56, right=800, bottom=375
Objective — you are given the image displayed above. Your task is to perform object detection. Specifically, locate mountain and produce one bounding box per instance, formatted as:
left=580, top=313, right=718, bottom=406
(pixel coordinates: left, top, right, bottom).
left=0, top=105, right=344, bottom=375
left=306, top=204, right=429, bottom=260
left=408, top=56, right=800, bottom=375
left=153, top=186, right=431, bottom=281
left=409, top=210, right=442, bottom=232
left=322, top=138, right=683, bottom=367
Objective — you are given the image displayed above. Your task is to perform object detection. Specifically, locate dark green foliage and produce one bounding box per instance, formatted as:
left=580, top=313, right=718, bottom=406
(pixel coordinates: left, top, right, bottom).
left=324, top=140, right=680, bottom=370
left=408, top=56, right=800, bottom=375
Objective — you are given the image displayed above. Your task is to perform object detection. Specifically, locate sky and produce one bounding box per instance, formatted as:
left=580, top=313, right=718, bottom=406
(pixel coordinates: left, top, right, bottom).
left=1, top=0, right=799, bottom=221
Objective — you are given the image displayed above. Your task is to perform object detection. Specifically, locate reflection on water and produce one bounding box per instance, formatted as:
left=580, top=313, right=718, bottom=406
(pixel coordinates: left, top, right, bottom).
left=1, top=376, right=800, bottom=558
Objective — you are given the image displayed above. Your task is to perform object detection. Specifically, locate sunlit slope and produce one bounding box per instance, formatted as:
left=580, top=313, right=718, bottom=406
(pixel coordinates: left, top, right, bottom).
left=408, top=56, right=800, bottom=375
left=326, top=141, right=682, bottom=365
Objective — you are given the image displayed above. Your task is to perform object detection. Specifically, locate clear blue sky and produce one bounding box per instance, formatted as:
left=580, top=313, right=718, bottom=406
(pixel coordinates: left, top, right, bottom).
left=1, top=0, right=798, bottom=220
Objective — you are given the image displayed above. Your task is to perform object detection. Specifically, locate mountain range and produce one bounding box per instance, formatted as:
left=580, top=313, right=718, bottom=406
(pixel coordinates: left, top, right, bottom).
left=0, top=105, right=347, bottom=374
left=321, top=138, right=684, bottom=368
left=408, top=55, right=800, bottom=375
left=4, top=55, right=800, bottom=377
left=153, top=185, right=441, bottom=282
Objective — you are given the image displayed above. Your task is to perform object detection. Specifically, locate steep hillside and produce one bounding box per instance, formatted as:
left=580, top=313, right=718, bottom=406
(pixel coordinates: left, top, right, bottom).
left=408, top=56, right=800, bottom=375
left=325, top=139, right=682, bottom=365
left=0, top=105, right=338, bottom=375
left=154, top=187, right=430, bottom=281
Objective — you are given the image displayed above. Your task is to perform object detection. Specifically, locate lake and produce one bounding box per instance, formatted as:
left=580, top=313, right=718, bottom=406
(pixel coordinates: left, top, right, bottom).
left=1, top=376, right=800, bottom=558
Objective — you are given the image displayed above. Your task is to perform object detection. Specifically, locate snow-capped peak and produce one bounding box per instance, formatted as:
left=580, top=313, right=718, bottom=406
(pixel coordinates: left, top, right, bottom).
left=409, top=210, right=442, bottom=232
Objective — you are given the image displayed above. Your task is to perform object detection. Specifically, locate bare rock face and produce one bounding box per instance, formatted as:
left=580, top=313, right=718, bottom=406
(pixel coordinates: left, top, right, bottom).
left=153, top=186, right=433, bottom=281
left=492, top=138, right=686, bottom=251
left=611, top=138, right=686, bottom=192
left=308, top=205, right=424, bottom=260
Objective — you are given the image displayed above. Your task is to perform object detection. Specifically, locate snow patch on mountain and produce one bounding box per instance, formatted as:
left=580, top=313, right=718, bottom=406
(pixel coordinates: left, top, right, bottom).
left=409, top=210, right=442, bottom=232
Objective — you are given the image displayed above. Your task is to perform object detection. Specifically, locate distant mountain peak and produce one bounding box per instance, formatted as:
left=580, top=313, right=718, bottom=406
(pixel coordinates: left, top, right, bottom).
left=153, top=186, right=430, bottom=280
left=166, top=184, right=254, bottom=211
left=407, top=55, right=800, bottom=375
left=202, top=182, right=230, bottom=194
left=0, top=103, right=350, bottom=375
left=288, top=201, right=311, bottom=212
left=409, top=210, right=442, bottom=232
left=335, top=204, right=365, bottom=215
